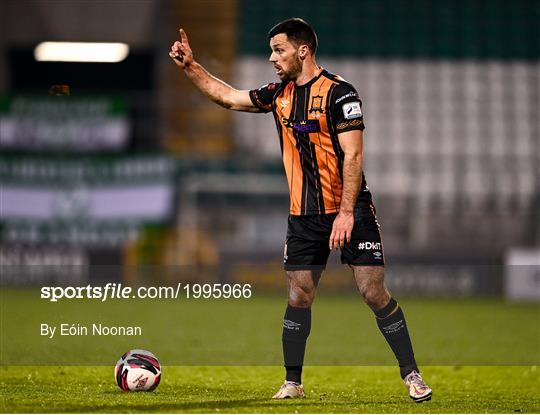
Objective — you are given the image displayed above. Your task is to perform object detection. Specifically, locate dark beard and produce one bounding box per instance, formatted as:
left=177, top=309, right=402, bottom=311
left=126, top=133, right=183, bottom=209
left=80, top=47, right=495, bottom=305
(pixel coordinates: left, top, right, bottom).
left=281, top=53, right=303, bottom=82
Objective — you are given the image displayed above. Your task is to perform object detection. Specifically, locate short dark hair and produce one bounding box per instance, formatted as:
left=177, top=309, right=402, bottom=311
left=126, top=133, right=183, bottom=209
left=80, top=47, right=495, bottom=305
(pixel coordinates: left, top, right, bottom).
left=268, top=18, right=318, bottom=55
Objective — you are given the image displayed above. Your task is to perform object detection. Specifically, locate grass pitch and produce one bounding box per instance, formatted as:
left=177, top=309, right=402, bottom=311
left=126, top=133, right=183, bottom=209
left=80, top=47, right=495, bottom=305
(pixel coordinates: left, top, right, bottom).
left=1, top=290, right=539, bottom=412
left=2, top=290, right=538, bottom=366
left=1, top=365, right=539, bottom=413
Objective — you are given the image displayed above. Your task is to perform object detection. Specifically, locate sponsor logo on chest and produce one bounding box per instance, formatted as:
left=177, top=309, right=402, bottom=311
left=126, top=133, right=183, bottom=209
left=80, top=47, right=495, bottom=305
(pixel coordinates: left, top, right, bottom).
left=281, top=117, right=321, bottom=133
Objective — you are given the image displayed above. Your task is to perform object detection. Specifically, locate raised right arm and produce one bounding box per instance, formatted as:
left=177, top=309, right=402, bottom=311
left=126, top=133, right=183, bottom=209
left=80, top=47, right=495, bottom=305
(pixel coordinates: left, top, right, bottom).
left=169, top=29, right=261, bottom=113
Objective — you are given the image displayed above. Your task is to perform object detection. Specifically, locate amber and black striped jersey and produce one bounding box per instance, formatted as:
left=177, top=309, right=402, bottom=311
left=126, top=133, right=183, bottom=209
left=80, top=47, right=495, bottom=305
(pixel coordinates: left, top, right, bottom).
left=249, top=69, right=372, bottom=216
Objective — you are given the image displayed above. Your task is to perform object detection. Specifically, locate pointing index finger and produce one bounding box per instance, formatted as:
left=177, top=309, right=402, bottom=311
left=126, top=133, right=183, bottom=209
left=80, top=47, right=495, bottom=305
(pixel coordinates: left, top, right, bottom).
left=179, top=28, right=189, bottom=44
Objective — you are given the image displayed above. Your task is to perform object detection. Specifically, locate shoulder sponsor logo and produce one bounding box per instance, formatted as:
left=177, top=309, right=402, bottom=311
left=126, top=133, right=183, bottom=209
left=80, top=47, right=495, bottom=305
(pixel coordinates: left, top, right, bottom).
left=342, top=102, right=362, bottom=119
left=335, top=91, right=358, bottom=104
left=283, top=320, right=301, bottom=330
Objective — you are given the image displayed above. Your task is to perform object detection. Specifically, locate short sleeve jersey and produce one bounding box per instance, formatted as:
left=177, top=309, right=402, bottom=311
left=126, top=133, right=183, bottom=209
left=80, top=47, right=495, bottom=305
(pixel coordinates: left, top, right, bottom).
left=249, top=69, right=372, bottom=215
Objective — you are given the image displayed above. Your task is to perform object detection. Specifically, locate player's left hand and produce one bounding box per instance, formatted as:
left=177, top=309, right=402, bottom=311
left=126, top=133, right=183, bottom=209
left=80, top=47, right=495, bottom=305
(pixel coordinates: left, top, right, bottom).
left=329, top=211, right=354, bottom=250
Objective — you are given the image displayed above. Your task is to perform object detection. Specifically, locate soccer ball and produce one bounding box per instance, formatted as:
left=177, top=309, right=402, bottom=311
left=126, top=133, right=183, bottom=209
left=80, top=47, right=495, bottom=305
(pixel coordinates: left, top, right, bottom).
left=115, top=349, right=161, bottom=391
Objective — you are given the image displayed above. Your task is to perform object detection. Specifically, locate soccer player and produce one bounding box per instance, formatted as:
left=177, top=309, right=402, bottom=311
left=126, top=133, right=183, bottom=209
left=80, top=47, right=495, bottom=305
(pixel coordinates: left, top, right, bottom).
left=169, top=18, right=432, bottom=403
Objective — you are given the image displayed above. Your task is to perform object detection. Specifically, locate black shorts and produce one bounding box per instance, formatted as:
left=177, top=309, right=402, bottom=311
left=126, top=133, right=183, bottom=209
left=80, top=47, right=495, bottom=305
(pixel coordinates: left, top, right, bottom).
left=283, top=203, right=385, bottom=270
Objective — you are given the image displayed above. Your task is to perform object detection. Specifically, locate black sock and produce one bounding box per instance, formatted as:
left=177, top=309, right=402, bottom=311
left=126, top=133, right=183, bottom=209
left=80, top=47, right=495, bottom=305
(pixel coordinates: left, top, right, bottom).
left=374, top=298, right=418, bottom=379
left=282, top=304, right=311, bottom=384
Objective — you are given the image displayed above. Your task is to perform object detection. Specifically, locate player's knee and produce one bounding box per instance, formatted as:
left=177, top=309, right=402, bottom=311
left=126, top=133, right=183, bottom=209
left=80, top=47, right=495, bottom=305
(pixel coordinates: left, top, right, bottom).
left=360, top=285, right=389, bottom=310
left=288, top=285, right=315, bottom=308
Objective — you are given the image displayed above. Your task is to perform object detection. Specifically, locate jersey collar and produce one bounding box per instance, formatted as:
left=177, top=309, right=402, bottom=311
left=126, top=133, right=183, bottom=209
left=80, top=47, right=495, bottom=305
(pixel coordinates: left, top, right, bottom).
left=294, top=67, right=325, bottom=90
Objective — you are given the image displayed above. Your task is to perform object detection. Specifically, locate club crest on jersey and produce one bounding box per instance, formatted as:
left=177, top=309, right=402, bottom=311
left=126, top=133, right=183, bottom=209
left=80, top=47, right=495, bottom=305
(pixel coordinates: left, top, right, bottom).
left=309, top=95, right=324, bottom=113
left=281, top=117, right=320, bottom=133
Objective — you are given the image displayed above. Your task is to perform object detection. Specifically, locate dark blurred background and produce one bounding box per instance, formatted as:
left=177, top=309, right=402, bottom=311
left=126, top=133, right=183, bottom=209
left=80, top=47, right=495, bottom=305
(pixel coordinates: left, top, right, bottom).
left=0, top=0, right=538, bottom=299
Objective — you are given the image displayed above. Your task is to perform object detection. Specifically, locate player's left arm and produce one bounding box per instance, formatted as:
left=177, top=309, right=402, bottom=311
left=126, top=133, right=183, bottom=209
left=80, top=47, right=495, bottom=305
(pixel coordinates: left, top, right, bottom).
left=329, top=129, right=364, bottom=250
